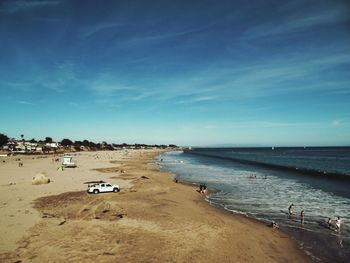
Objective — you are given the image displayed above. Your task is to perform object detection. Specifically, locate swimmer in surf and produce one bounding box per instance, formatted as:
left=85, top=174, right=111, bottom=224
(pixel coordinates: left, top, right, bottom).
left=288, top=203, right=294, bottom=215
left=300, top=210, right=305, bottom=225
left=335, top=217, right=341, bottom=232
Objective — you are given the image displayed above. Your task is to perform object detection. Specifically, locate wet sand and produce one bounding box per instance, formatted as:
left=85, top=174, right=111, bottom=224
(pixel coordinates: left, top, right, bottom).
left=0, top=150, right=312, bottom=262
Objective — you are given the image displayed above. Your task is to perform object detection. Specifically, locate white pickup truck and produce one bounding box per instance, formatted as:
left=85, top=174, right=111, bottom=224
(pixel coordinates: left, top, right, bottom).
left=86, top=181, right=120, bottom=194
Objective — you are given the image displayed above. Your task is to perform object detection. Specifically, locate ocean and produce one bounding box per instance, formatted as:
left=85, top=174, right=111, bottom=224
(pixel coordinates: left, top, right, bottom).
left=157, top=147, right=350, bottom=263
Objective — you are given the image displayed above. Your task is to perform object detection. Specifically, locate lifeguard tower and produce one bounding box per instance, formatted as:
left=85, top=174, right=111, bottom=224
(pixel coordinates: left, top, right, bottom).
left=62, top=154, right=77, bottom=168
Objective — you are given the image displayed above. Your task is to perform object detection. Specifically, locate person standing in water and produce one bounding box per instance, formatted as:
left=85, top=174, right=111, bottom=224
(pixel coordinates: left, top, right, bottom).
left=288, top=203, right=294, bottom=215
left=335, top=217, right=341, bottom=232
left=300, top=210, right=305, bottom=225
left=327, top=217, right=332, bottom=229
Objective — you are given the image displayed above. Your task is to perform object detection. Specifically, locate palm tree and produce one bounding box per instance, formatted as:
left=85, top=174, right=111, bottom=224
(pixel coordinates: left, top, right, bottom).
left=21, top=134, right=24, bottom=142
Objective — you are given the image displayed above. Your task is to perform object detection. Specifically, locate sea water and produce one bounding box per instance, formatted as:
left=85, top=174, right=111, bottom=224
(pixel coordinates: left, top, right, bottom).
left=157, top=147, right=350, bottom=263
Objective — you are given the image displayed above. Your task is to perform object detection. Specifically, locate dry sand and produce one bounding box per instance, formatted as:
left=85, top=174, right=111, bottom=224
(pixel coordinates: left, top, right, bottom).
left=0, top=150, right=312, bottom=262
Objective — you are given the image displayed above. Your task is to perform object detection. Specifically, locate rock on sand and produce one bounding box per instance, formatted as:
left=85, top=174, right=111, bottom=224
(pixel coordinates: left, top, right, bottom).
left=32, top=173, right=50, bottom=185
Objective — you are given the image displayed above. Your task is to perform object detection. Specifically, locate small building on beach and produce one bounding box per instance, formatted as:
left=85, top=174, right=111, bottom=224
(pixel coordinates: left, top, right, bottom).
left=62, top=154, right=77, bottom=168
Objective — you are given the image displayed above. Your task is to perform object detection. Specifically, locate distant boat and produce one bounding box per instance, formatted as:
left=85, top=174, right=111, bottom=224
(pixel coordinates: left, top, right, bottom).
left=272, top=147, right=275, bottom=150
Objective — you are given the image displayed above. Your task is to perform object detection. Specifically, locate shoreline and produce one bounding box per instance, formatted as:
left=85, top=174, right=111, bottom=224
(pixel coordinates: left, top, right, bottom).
left=166, top=171, right=315, bottom=259
left=161, top=150, right=349, bottom=263
left=0, top=150, right=312, bottom=262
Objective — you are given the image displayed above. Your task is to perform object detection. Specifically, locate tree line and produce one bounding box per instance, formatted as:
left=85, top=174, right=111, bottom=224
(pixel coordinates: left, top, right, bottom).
left=0, top=133, right=178, bottom=149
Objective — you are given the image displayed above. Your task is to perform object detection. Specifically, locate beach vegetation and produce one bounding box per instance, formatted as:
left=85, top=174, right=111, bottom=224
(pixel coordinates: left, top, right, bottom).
left=74, top=146, right=81, bottom=151
left=61, top=138, right=73, bottom=146
left=74, top=140, right=82, bottom=147
left=42, top=145, right=51, bottom=154
left=82, top=140, right=90, bottom=147
left=45, top=137, right=53, bottom=143
left=0, top=133, right=9, bottom=146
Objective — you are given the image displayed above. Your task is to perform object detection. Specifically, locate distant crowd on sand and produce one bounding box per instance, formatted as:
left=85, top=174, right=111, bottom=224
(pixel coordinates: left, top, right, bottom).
left=272, top=203, right=343, bottom=234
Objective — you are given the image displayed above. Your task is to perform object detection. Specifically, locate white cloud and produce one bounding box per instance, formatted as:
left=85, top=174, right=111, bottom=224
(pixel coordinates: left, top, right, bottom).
left=87, top=73, right=136, bottom=96
left=17, top=100, right=34, bottom=105
left=332, top=119, right=342, bottom=127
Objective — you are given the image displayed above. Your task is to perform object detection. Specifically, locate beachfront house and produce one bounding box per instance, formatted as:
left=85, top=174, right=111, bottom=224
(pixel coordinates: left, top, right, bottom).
left=2, top=141, right=16, bottom=151
left=46, top=142, right=60, bottom=148
left=1, top=140, right=62, bottom=154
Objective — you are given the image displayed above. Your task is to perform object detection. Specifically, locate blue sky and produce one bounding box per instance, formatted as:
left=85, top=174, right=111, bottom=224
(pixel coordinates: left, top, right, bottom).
left=0, top=0, right=349, bottom=146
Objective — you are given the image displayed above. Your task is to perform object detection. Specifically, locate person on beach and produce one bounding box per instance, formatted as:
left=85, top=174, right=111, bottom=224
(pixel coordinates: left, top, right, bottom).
left=203, top=186, right=209, bottom=196
left=288, top=203, right=294, bottom=215
left=201, top=185, right=206, bottom=194
left=300, top=210, right=305, bottom=225
left=198, top=184, right=203, bottom=193
left=271, top=221, right=279, bottom=229
left=327, top=218, right=332, bottom=229
left=335, top=217, right=341, bottom=232
left=198, top=184, right=206, bottom=193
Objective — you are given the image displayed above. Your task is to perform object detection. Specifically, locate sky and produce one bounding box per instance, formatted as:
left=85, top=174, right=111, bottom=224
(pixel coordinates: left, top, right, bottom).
left=0, top=0, right=350, bottom=146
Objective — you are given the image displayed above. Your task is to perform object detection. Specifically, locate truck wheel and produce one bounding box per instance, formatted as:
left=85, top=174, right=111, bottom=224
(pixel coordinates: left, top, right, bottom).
left=93, top=189, right=99, bottom=194
left=113, top=188, right=119, bottom=192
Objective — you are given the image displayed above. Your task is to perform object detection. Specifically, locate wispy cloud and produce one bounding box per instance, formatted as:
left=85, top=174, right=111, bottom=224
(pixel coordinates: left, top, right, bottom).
left=332, top=119, right=341, bottom=127
left=1, top=81, right=32, bottom=92
left=174, top=94, right=219, bottom=105
left=331, top=119, right=350, bottom=127
left=40, top=62, right=78, bottom=93
left=100, top=20, right=216, bottom=51
left=128, top=26, right=208, bottom=44
left=175, top=51, right=350, bottom=102
left=3, top=62, right=80, bottom=94
left=88, top=73, right=136, bottom=96
left=80, top=22, right=125, bottom=39
left=17, top=100, right=34, bottom=105
left=91, top=83, right=135, bottom=96
left=243, top=3, right=349, bottom=39
left=83, top=48, right=350, bottom=107
left=0, top=0, right=61, bottom=14
left=202, top=121, right=323, bottom=130
left=85, top=73, right=149, bottom=107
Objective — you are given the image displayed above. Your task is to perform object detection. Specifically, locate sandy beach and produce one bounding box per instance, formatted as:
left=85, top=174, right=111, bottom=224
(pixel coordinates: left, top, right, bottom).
left=0, top=150, right=312, bottom=262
